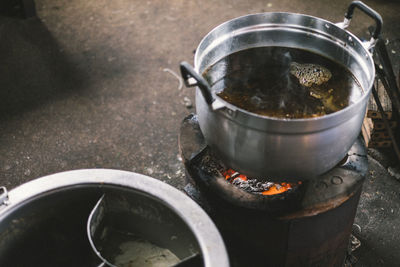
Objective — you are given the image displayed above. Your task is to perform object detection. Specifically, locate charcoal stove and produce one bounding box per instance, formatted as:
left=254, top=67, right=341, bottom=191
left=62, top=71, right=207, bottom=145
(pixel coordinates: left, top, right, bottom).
left=179, top=114, right=368, bottom=267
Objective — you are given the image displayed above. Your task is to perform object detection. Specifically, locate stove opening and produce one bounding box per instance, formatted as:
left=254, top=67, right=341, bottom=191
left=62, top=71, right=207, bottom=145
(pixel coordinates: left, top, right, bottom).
left=222, top=168, right=301, bottom=195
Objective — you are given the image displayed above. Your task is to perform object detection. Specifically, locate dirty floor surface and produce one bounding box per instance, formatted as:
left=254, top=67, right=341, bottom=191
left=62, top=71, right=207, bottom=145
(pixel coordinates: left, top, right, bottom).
left=0, top=0, right=399, bottom=266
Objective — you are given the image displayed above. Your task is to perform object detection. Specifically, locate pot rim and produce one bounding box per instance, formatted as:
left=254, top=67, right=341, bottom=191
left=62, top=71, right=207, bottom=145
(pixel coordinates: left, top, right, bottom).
left=193, top=12, right=375, bottom=124
left=0, top=169, right=229, bottom=267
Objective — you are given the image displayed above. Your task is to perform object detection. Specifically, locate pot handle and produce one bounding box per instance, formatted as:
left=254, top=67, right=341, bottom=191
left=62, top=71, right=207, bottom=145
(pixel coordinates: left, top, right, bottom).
left=180, top=62, right=213, bottom=105
left=338, top=1, right=383, bottom=49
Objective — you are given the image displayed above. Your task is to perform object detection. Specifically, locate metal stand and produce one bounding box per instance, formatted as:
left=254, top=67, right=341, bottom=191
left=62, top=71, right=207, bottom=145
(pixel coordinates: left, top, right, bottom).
left=372, top=38, right=400, bottom=162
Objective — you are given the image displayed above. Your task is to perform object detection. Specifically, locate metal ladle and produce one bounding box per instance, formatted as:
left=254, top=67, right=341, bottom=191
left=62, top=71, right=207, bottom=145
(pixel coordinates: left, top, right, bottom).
left=87, top=194, right=203, bottom=267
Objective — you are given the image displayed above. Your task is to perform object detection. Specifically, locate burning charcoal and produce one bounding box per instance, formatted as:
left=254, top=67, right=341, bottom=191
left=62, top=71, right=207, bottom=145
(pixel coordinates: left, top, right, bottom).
left=223, top=167, right=297, bottom=195
left=239, top=185, right=249, bottom=190
left=238, top=180, right=249, bottom=187
left=263, top=183, right=274, bottom=190
left=249, top=186, right=258, bottom=192
left=232, top=178, right=242, bottom=184
left=231, top=172, right=240, bottom=179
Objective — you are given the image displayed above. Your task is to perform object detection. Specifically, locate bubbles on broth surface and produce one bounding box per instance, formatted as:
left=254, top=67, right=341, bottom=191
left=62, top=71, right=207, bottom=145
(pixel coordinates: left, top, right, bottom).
left=202, top=47, right=363, bottom=118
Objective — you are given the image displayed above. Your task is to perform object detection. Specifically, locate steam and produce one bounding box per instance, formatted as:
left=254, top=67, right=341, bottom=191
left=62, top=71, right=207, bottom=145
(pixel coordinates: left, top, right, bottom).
left=278, top=51, right=292, bottom=110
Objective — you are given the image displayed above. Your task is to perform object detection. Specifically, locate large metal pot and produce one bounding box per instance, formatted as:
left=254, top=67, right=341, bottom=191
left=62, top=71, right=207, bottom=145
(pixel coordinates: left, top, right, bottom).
left=0, top=169, right=229, bottom=267
left=180, top=1, right=382, bottom=181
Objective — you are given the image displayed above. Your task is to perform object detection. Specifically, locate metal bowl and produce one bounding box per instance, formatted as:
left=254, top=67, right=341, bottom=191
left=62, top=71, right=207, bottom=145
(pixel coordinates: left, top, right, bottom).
left=0, top=169, right=228, bottom=267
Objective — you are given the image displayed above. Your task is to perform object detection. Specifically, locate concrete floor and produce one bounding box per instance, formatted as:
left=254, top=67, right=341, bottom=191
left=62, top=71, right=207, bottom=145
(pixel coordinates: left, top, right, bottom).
left=0, top=0, right=399, bottom=266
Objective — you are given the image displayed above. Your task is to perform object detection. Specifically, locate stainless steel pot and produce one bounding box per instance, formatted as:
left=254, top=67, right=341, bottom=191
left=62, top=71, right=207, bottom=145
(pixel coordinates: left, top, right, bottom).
left=0, top=169, right=229, bottom=267
left=180, top=1, right=382, bottom=181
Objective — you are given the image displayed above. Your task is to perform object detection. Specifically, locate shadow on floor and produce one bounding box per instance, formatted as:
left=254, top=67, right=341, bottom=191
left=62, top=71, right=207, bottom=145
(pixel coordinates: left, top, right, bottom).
left=0, top=16, right=87, bottom=119
left=0, top=0, right=33, bottom=18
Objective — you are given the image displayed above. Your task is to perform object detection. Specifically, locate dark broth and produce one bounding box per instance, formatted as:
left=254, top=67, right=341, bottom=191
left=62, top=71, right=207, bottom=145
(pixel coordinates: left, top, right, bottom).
left=202, top=47, right=363, bottom=118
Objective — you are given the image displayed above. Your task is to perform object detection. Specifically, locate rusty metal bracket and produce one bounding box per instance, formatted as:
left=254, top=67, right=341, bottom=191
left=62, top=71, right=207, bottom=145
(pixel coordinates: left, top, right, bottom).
left=370, top=36, right=400, bottom=163
left=371, top=85, right=400, bottom=162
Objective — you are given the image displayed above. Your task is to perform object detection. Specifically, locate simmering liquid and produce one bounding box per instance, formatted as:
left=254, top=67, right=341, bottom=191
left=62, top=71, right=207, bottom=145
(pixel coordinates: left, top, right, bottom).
left=202, top=47, right=363, bottom=118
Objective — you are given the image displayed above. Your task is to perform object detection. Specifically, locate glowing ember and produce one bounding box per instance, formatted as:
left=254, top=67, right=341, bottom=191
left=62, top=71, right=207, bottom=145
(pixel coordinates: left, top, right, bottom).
left=262, top=183, right=291, bottom=195
left=222, top=168, right=299, bottom=195
left=223, top=169, right=247, bottom=181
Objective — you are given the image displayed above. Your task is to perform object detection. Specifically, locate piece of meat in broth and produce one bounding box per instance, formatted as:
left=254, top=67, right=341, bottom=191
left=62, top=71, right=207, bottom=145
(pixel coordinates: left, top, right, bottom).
left=290, top=62, right=332, bottom=87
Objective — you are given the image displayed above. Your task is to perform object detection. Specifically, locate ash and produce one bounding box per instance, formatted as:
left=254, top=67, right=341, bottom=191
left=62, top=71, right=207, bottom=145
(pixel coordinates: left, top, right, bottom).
left=231, top=177, right=277, bottom=194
